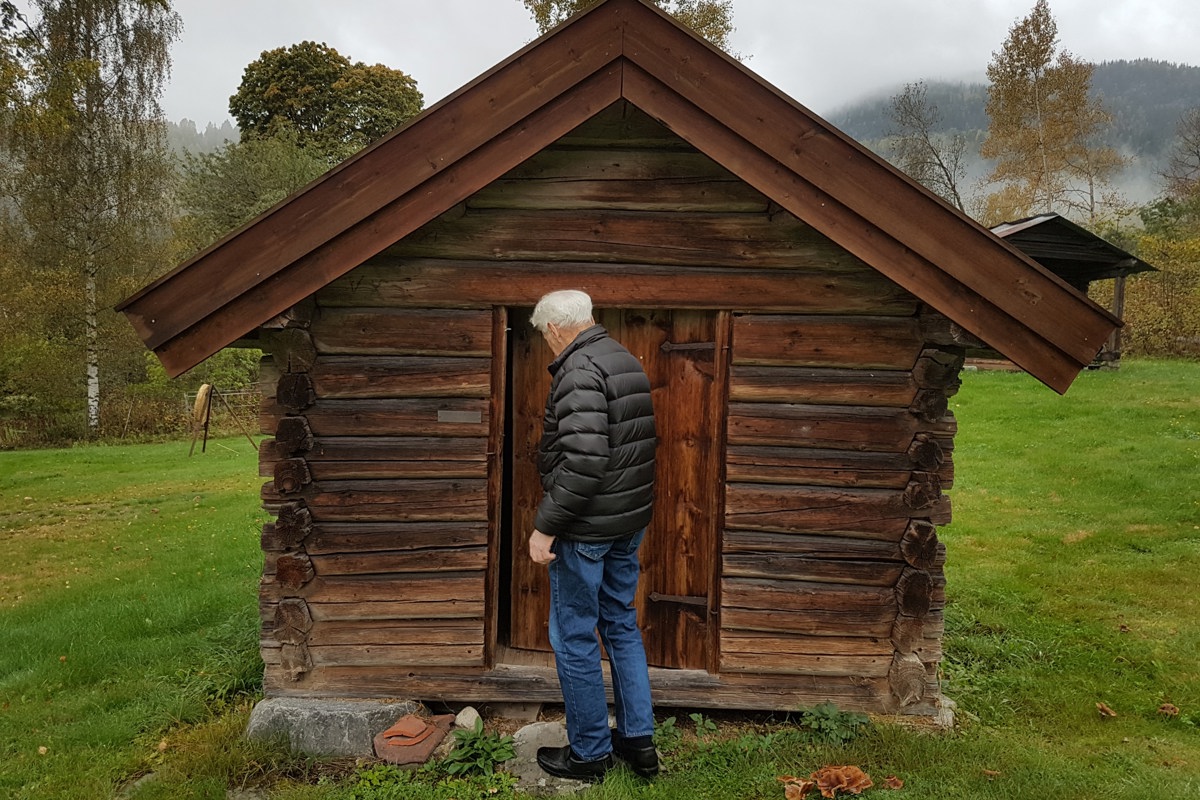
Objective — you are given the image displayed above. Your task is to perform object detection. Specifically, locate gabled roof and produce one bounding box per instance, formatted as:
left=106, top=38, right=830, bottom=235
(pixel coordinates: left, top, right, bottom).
left=992, top=213, right=1156, bottom=291
left=118, top=0, right=1118, bottom=393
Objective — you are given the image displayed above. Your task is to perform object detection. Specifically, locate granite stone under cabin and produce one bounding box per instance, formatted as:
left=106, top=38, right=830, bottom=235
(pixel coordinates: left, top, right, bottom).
left=119, top=0, right=1119, bottom=720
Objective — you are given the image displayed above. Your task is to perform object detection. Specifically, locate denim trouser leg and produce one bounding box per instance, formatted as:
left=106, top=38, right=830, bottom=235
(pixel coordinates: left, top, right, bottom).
left=548, top=530, right=654, bottom=762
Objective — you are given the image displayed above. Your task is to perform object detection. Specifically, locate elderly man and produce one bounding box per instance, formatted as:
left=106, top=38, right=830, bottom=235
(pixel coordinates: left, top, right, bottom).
left=527, top=290, right=660, bottom=782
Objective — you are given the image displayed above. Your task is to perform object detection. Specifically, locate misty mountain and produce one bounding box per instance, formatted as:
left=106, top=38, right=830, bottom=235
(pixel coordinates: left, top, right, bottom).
left=825, top=59, right=1200, bottom=205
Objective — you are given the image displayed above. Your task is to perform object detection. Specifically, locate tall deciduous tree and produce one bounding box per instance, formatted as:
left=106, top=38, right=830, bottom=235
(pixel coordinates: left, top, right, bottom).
left=1161, top=108, right=1200, bottom=203
left=522, top=0, right=735, bottom=51
left=0, top=0, right=181, bottom=435
left=979, top=0, right=1125, bottom=225
left=174, top=133, right=327, bottom=257
left=228, top=41, right=423, bottom=164
left=886, top=81, right=968, bottom=212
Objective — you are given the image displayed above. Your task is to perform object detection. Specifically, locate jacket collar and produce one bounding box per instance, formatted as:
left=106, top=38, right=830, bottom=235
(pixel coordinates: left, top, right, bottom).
left=547, top=324, right=608, bottom=375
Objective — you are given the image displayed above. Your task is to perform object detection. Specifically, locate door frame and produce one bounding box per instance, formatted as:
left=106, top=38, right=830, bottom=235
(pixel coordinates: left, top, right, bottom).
left=490, top=306, right=732, bottom=674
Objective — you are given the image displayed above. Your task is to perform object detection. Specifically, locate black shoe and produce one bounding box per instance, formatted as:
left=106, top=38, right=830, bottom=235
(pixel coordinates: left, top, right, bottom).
left=611, top=730, right=659, bottom=778
left=536, top=745, right=614, bottom=783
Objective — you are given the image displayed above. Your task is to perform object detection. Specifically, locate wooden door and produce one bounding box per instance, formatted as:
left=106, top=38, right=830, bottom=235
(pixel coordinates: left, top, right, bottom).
left=507, top=309, right=725, bottom=671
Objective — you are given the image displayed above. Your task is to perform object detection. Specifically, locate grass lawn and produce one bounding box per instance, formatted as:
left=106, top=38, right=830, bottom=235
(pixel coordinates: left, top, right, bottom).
left=1, top=359, right=1198, bottom=799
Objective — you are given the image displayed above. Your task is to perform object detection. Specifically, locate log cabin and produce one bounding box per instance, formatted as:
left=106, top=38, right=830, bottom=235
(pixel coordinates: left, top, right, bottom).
left=118, top=0, right=1119, bottom=716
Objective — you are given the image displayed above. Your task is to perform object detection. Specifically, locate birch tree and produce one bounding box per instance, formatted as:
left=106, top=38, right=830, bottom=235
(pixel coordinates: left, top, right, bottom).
left=0, top=0, right=180, bottom=435
left=979, top=0, right=1125, bottom=225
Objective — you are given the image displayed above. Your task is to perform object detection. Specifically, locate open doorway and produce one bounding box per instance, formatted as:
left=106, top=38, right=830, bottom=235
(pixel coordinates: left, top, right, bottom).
left=497, top=307, right=728, bottom=672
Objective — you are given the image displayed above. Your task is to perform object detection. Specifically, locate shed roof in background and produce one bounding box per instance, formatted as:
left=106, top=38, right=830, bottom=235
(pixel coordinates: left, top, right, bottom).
left=992, top=214, right=1157, bottom=291
left=118, top=0, right=1119, bottom=393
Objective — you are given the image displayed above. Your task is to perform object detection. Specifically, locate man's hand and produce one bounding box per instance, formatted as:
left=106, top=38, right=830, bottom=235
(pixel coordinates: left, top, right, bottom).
left=529, top=529, right=556, bottom=565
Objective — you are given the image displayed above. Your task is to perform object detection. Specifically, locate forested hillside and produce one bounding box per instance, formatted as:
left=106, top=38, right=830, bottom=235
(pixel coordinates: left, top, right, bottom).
left=166, top=118, right=238, bottom=154
left=827, top=60, right=1200, bottom=203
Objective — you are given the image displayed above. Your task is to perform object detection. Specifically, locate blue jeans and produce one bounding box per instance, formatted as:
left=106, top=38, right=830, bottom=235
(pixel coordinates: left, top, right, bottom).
left=548, top=530, right=655, bottom=762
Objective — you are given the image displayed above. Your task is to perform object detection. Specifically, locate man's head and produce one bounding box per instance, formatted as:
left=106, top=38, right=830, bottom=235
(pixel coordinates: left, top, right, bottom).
left=531, top=290, right=595, bottom=355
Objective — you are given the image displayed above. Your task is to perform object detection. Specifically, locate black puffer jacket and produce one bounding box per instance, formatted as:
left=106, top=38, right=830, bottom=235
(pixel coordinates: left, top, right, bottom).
left=534, top=325, right=657, bottom=541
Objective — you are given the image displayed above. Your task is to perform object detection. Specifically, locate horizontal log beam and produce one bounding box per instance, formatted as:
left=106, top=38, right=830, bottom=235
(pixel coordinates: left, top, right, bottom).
left=733, top=314, right=923, bottom=370
left=311, top=308, right=493, bottom=356
left=730, top=365, right=917, bottom=406
left=317, top=259, right=919, bottom=315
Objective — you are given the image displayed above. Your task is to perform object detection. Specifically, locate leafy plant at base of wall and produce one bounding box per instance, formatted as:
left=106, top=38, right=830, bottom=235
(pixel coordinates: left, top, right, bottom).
left=797, top=703, right=871, bottom=745
left=442, top=718, right=516, bottom=776
left=690, top=711, right=719, bottom=737
left=654, top=715, right=682, bottom=752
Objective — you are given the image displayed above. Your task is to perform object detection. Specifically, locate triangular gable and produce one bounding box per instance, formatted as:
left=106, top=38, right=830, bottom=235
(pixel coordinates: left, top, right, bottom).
left=118, top=0, right=1118, bottom=392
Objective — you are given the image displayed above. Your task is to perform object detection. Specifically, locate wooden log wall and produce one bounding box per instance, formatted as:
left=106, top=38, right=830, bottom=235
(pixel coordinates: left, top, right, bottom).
left=257, top=303, right=495, bottom=689
left=722, top=301, right=961, bottom=713
left=253, top=102, right=961, bottom=713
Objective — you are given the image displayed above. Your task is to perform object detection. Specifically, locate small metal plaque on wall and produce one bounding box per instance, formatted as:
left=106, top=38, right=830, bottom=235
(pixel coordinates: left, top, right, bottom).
left=437, top=410, right=483, bottom=424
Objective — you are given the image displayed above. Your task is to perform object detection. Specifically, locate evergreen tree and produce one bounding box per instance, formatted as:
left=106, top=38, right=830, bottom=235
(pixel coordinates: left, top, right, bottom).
left=979, top=0, right=1125, bottom=225
left=0, top=0, right=181, bottom=436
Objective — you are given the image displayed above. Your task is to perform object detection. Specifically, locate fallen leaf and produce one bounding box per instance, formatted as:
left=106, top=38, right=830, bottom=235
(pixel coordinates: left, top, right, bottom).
left=1158, top=703, right=1180, bottom=717
left=1118, top=624, right=1131, bottom=633
left=884, top=775, right=904, bottom=789
left=38, top=746, right=48, bottom=755
left=784, top=782, right=813, bottom=800
left=811, top=766, right=873, bottom=798
left=58, top=656, right=67, bottom=663
left=982, top=769, right=1001, bottom=779
left=157, top=739, right=169, bottom=752
left=779, top=775, right=815, bottom=799
left=1096, top=701, right=1118, bottom=719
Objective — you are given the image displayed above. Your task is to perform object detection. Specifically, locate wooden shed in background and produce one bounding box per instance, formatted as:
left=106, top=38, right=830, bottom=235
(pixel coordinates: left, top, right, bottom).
left=992, top=214, right=1156, bottom=366
left=118, top=0, right=1118, bottom=716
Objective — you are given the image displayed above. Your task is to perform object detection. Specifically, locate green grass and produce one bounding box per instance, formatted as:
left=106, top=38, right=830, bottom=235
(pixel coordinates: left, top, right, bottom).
left=1, top=360, right=1199, bottom=799
left=0, top=437, right=269, bottom=798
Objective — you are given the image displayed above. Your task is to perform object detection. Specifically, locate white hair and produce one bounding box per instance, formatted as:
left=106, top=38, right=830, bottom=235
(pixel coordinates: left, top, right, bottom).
left=530, top=290, right=594, bottom=333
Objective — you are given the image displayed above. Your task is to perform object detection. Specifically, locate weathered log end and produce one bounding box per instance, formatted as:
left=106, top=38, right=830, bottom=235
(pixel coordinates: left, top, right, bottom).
left=890, top=615, right=925, bottom=654
left=909, top=389, right=950, bottom=423
left=277, top=373, right=317, bottom=413
left=276, top=552, right=316, bottom=591
left=900, top=520, right=940, bottom=570
left=889, top=652, right=926, bottom=706
left=906, top=433, right=945, bottom=471
left=280, top=642, right=313, bottom=682
left=274, top=417, right=315, bottom=456
left=274, top=598, right=314, bottom=646
left=265, top=328, right=317, bottom=373
left=902, top=472, right=942, bottom=510
left=895, top=567, right=934, bottom=619
left=274, top=458, right=313, bottom=495
left=274, top=502, right=314, bottom=549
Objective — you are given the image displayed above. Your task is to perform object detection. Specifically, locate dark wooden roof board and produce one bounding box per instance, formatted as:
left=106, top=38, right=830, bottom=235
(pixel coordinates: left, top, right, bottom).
left=118, top=0, right=1118, bottom=393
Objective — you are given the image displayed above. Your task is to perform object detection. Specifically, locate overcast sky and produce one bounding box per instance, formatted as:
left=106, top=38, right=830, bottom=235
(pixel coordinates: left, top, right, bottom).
left=161, top=0, right=1200, bottom=127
